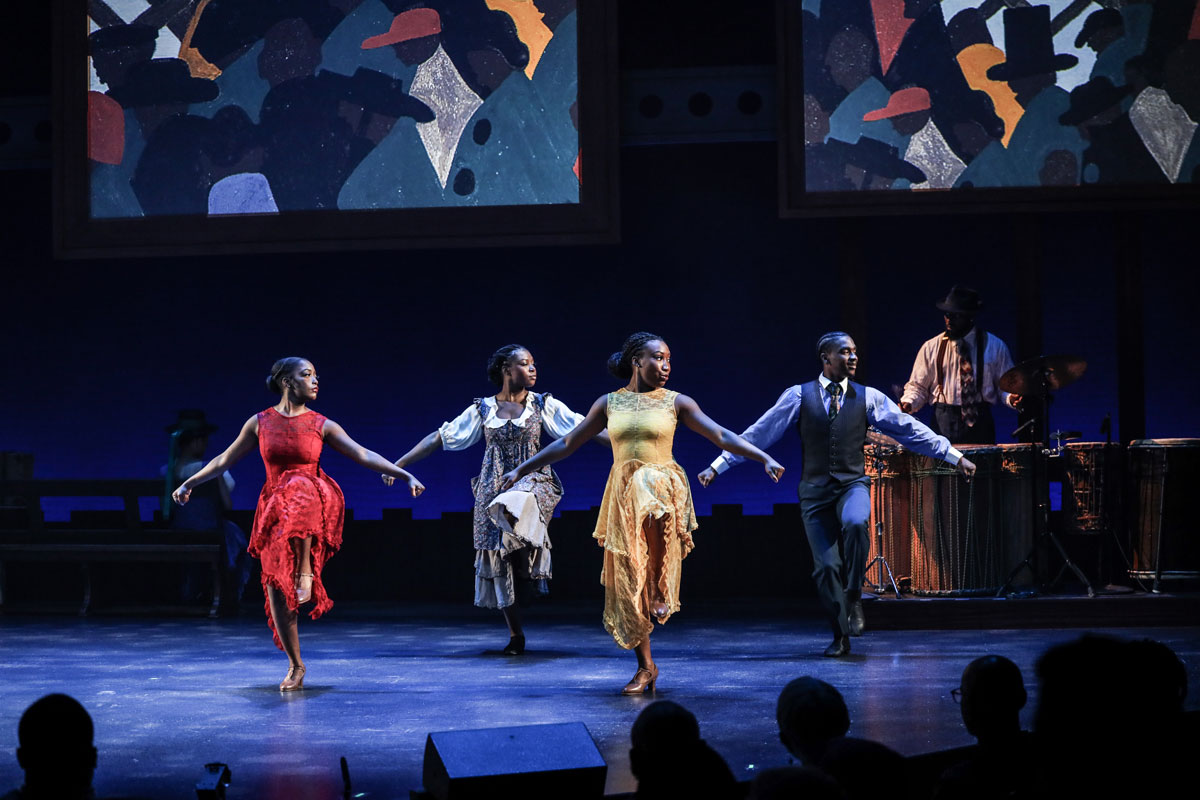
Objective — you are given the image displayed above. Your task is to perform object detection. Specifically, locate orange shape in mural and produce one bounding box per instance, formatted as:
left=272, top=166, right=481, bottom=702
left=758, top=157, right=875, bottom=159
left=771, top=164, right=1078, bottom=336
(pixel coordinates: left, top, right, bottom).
left=573, top=149, right=581, bottom=183
left=872, top=0, right=913, bottom=75
left=486, top=0, right=554, bottom=79
left=957, top=43, right=1023, bottom=147
left=178, top=0, right=221, bottom=79
left=88, top=91, right=124, bottom=165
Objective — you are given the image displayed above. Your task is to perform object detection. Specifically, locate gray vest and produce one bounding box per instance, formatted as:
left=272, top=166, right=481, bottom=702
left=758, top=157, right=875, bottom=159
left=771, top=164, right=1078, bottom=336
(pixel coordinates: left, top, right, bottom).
left=798, top=379, right=868, bottom=486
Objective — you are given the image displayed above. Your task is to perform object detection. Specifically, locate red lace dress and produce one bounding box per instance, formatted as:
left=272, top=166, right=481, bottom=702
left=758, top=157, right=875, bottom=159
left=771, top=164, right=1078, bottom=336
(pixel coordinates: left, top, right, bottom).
left=249, top=408, right=345, bottom=649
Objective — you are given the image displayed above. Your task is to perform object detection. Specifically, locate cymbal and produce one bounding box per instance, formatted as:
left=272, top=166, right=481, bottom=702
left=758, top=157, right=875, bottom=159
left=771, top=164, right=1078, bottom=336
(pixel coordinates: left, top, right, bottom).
left=999, top=354, right=1087, bottom=395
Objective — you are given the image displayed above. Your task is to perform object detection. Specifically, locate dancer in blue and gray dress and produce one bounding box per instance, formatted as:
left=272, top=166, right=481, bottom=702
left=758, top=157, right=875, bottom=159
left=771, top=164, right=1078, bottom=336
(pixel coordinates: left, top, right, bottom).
left=385, top=344, right=607, bottom=654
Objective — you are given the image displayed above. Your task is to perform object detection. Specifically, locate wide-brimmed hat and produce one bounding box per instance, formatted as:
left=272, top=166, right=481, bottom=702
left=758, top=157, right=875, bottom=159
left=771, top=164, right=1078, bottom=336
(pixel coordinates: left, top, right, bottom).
left=166, top=409, right=219, bottom=435
left=106, top=58, right=219, bottom=108
left=936, top=285, right=984, bottom=314
left=1075, top=9, right=1123, bottom=49
left=1058, top=77, right=1132, bottom=125
left=89, top=23, right=158, bottom=53
left=824, top=137, right=927, bottom=183
left=986, top=6, right=1079, bottom=82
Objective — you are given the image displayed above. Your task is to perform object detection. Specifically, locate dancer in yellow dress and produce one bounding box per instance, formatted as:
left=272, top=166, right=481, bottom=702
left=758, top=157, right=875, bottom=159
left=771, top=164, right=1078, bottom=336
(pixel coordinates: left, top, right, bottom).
left=501, top=332, right=784, bottom=694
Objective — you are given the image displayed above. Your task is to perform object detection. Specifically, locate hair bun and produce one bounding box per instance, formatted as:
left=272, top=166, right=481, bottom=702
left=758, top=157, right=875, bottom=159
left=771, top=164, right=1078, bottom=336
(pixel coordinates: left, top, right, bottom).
left=606, top=351, right=626, bottom=379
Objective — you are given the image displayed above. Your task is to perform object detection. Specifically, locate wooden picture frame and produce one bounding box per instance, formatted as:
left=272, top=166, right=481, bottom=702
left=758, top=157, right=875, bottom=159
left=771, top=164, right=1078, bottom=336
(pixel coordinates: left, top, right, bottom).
left=54, top=1, right=618, bottom=257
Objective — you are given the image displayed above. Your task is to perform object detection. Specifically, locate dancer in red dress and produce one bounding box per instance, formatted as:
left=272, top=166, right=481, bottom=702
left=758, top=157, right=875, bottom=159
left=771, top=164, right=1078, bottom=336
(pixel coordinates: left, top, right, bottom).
left=173, top=357, right=424, bottom=690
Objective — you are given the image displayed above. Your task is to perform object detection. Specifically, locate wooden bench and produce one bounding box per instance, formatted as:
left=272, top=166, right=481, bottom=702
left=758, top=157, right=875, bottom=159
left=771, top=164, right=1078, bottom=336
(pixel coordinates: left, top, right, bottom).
left=0, top=479, right=225, bottom=617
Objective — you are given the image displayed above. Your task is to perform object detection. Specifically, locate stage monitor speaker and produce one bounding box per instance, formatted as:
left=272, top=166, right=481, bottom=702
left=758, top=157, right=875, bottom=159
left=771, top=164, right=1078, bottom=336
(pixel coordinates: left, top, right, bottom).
left=422, top=721, right=607, bottom=799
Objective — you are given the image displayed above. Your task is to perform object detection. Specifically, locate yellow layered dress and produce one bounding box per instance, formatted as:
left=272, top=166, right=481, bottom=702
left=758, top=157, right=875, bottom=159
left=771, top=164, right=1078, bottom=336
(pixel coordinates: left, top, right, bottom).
left=593, top=388, right=698, bottom=649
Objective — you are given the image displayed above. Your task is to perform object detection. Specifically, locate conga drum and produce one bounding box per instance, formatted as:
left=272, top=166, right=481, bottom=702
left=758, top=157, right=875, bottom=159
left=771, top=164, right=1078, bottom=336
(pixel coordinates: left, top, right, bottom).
left=864, top=442, right=913, bottom=593
left=1061, top=442, right=1124, bottom=534
left=1128, top=439, right=1200, bottom=589
left=909, top=444, right=1035, bottom=596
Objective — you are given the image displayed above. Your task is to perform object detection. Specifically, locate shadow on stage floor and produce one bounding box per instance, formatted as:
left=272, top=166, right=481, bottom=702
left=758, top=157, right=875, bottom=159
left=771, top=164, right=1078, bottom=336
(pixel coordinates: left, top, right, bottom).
left=1, top=599, right=1197, bottom=799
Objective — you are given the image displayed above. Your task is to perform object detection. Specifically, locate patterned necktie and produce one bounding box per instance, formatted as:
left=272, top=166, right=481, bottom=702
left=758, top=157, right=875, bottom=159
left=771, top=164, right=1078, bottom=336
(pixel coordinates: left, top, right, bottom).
left=827, top=382, right=842, bottom=421
left=955, top=338, right=981, bottom=427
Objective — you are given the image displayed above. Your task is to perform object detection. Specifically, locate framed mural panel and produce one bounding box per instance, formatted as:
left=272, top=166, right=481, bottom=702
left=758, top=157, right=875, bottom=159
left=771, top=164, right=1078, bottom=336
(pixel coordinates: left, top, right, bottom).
left=779, top=0, right=1200, bottom=216
left=54, top=0, right=617, bottom=257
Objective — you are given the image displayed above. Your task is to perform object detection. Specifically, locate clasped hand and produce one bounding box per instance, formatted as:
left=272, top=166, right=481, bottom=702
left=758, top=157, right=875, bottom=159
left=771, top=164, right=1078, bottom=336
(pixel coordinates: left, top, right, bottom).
left=380, top=473, right=426, bottom=497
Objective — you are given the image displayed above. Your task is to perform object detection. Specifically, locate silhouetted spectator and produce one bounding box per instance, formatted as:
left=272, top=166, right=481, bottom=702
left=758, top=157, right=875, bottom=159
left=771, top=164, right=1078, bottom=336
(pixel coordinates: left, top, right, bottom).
left=629, top=700, right=738, bottom=800
left=748, top=765, right=844, bottom=800
left=775, top=676, right=850, bottom=765
left=2, top=694, right=96, bottom=800
left=933, top=655, right=1036, bottom=800
left=816, top=736, right=907, bottom=800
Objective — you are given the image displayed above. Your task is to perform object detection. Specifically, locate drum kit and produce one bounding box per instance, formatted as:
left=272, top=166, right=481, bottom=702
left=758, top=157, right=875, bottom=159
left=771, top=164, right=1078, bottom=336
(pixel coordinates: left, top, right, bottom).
left=864, top=354, right=1200, bottom=598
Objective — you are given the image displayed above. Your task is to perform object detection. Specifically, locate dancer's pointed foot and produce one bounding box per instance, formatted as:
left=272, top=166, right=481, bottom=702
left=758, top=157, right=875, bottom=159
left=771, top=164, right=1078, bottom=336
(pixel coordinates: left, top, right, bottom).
left=279, top=663, right=306, bottom=691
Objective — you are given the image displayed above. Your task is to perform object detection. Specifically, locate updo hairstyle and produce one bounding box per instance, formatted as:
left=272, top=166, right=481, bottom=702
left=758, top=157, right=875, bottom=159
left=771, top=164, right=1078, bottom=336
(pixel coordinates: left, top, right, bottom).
left=607, top=332, right=663, bottom=380
left=487, top=344, right=529, bottom=387
left=266, top=357, right=310, bottom=394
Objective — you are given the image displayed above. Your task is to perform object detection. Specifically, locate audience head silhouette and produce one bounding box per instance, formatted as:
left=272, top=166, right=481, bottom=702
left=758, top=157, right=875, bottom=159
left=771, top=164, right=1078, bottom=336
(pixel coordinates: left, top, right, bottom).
left=958, top=655, right=1027, bottom=741
left=13, top=693, right=97, bottom=800
left=776, top=676, right=850, bottom=763
left=629, top=700, right=738, bottom=800
left=748, top=765, right=845, bottom=800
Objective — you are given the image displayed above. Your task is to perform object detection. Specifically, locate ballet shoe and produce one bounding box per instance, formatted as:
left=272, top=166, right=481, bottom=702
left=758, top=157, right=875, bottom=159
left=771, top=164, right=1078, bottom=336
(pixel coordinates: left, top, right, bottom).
left=503, top=634, right=526, bottom=656
left=622, top=664, right=658, bottom=695
left=295, top=572, right=314, bottom=604
left=279, top=663, right=306, bottom=692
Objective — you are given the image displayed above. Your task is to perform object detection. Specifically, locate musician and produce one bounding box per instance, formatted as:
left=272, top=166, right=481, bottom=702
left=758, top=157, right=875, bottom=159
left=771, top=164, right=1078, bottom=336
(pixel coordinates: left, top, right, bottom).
left=698, top=333, right=975, bottom=657
left=900, top=285, right=1021, bottom=445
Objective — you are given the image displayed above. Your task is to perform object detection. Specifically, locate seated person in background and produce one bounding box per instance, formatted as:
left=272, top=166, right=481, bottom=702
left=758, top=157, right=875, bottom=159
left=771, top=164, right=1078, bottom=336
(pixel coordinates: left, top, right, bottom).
left=629, top=700, right=738, bottom=800
left=3, top=694, right=96, bottom=800
left=934, top=655, right=1036, bottom=800
left=164, top=410, right=251, bottom=604
left=775, top=676, right=851, bottom=765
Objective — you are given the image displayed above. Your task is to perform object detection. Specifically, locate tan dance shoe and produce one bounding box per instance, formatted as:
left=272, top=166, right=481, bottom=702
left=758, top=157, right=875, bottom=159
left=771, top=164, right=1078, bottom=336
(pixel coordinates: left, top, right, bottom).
left=295, top=572, right=314, bottom=604
left=279, top=663, right=306, bottom=692
left=622, top=664, right=658, bottom=695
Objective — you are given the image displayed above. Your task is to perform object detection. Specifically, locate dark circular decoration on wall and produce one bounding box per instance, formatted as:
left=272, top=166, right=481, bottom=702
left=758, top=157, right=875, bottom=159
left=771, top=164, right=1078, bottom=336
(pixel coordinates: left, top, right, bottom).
left=737, top=90, right=763, bottom=115
left=687, top=92, right=713, bottom=117
left=473, top=119, right=491, bottom=145
left=453, top=168, right=476, bottom=196
left=638, top=94, right=664, bottom=119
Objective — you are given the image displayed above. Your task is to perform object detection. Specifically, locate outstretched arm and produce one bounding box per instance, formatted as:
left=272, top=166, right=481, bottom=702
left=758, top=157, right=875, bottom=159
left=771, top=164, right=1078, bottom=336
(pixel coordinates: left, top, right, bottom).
left=499, top=395, right=609, bottom=489
left=676, top=395, right=784, bottom=483
left=382, top=430, right=442, bottom=486
left=324, top=420, right=425, bottom=497
left=172, top=416, right=258, bottom=505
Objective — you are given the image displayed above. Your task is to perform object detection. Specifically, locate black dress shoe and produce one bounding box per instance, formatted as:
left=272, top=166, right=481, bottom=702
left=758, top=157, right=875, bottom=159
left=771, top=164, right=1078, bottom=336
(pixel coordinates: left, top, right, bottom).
left=848, top=600, right=865, bottom=637
left=503, top=634, right=525, bottom=655
left=823, top=636, right=851, bottom=657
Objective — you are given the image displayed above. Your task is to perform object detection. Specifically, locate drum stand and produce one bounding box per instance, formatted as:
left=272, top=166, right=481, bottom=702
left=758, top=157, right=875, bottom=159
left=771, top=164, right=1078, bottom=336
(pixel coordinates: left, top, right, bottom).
left=997, top=385, right=1096, bottom=598
left=865, top=444, right=902, bottom=598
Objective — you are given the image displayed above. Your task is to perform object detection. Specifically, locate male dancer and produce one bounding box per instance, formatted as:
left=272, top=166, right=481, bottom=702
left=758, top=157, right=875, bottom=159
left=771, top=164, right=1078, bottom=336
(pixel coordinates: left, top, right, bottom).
left=699, top=332, right=975, bottom=657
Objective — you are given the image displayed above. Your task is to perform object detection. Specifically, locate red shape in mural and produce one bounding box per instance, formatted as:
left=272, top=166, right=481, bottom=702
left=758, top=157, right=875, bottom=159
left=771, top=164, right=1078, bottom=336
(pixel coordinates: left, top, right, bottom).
left=573, top=150, right=581, bottom=183
left=87, top=91, right=124, bottom=165
left=871, top=0, right=913, bottom=75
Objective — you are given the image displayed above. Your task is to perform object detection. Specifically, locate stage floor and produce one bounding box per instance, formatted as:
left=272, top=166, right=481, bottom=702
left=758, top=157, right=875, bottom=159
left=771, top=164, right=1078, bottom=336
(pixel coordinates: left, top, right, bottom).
left=1, top=601, right=1198, bottom=800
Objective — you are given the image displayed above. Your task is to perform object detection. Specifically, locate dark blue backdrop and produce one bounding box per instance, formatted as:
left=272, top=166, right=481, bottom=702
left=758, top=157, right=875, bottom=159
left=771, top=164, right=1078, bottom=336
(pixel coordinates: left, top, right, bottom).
left=3, top=143, right=1196, bottom=522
